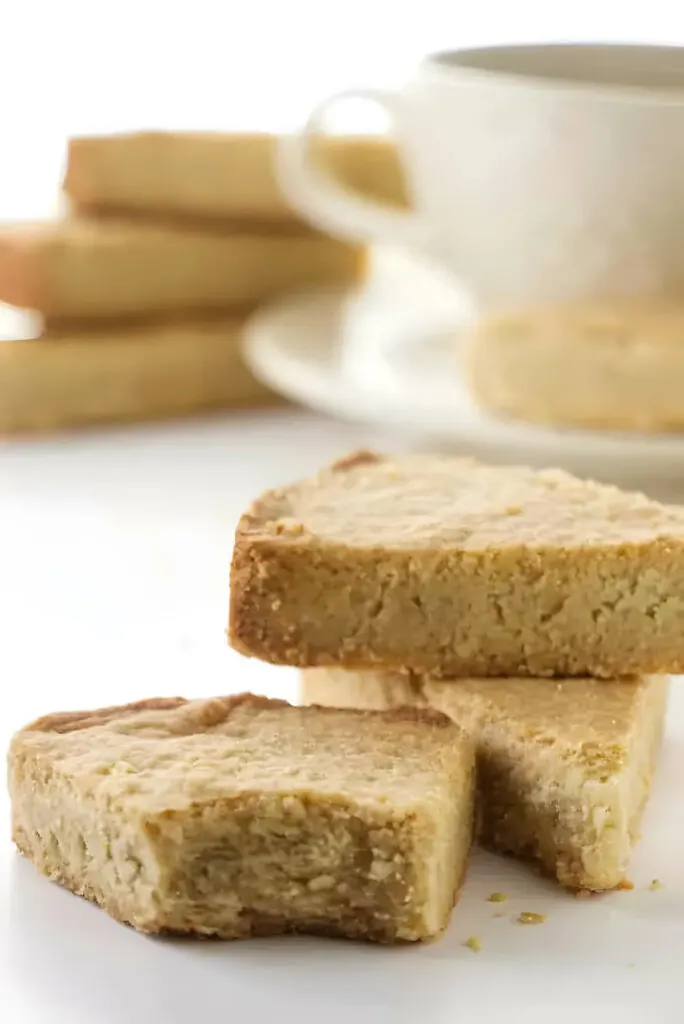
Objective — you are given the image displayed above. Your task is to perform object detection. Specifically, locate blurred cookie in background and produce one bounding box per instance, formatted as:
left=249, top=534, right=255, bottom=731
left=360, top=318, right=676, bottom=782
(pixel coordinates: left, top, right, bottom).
left=464, top=301, right=684, bottom=433
left=63, top=132, right=408, bottom=226
left=0, top=219, right=364, bottom=321
left=0, top=311, right=282, bottom=436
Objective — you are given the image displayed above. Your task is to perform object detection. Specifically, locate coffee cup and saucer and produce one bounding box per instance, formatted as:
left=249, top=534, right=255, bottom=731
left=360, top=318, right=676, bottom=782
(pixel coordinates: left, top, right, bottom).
left=243, top=42, right=684, bottom=497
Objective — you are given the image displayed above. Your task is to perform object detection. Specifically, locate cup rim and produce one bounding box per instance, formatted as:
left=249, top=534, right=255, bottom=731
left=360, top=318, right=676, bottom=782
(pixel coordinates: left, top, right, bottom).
left=423, top=42, right=684, bottom=105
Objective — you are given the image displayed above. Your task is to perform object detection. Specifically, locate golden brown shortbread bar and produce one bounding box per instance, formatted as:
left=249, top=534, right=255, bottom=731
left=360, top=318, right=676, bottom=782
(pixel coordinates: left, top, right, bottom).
left=0, top=316, right=280, bottom=435
left=9, top=694, right=474, bottom=942
left=466, top=301, right=684, bottom=432
left=64, top=132, right=408, bottom=224
left=229, top=450, right=684, bottom=678
left=0, top=218, right=363, bottom=319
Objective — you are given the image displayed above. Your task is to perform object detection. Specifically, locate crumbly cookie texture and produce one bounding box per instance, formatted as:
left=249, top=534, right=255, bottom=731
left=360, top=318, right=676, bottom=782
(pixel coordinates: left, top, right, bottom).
left=465, top=302, right=684, bottom=432
left=300, top=670, right=669, bottom=890
left=9, top=694, right=474, bottom=943
left=229, top=450, right=684, bottom=678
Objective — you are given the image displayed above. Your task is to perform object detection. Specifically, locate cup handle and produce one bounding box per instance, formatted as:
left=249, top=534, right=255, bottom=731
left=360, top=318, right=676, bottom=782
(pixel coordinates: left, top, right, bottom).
left=277, top=88, right=430, bottom=250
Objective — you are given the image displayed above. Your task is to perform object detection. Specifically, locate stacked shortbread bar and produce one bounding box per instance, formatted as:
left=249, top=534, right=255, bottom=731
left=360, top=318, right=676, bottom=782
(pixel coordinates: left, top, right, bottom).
left=9, top=452, right=679, bottom=943
left=0, top=132, right=406, bottom=433
left=229, top=452, right=679, bottom=894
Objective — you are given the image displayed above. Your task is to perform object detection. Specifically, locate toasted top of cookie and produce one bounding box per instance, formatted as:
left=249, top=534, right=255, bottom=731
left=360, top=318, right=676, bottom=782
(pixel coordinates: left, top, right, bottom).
left=303, top=670, right=668, bottom=782
left=420, top=674, right=667, bottom=780
left=238, top=451, right=684, bottom=551
left=10, top=693, right=470, bottom=815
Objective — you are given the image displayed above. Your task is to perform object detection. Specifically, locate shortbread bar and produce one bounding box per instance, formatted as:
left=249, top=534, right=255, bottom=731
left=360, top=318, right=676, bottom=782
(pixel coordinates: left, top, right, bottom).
left=9, top=694, right=474, bottom=942
left=0, top=316, right=279, bottom=435
left=0, top=219, right=362, bottom=319
left=64, top=132, right=407, bottom=224
left=465, top=301, right=684, bottom=431
left=301, top=669, right=669, bottom=890
left=229, top=450, right=684, bottom=678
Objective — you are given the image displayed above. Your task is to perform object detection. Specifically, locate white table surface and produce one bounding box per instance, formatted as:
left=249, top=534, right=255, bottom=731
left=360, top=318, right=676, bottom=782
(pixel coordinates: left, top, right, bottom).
left=1, top=408, right=684, bottom=1023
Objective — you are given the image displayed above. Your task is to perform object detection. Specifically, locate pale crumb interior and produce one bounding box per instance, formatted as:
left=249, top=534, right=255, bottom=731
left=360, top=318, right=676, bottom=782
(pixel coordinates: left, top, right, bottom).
left=148, top=788, right=472, bottom=941
left=12, top=784, right=472, bottom=942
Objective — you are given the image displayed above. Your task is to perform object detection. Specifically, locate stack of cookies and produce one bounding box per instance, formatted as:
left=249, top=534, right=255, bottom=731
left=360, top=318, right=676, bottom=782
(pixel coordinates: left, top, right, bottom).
left=9, top=450, right=682, bottom=945
left=0, top=132, right=405, bottom=434
left=229, top=451, right=682, bottom=899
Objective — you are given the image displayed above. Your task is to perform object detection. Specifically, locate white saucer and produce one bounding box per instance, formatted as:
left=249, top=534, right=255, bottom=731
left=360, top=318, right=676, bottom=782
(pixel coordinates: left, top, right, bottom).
left=243, top=284, right=684, bottom=498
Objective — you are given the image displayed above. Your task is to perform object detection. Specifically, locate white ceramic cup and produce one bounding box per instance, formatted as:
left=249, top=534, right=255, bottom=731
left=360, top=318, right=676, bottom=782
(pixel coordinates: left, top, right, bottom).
left=278, top=43, right=684, bottom=313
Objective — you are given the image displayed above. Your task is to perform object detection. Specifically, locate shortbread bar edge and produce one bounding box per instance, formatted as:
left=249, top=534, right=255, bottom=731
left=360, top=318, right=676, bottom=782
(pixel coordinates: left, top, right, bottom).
left=228, top=451, right=684, bottom=678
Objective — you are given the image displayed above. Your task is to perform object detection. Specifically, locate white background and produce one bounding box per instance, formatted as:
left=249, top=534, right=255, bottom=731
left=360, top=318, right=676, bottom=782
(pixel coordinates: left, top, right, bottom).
left=2, top=2, right=684, bottom=1020
left=4, top=0, right=684, bottom=218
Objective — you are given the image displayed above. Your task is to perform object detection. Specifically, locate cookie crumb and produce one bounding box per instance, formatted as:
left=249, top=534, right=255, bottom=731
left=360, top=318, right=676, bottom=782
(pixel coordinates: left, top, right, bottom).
left=573, top=889, right=593, bottom=900
left=616, top=879, right=634, bottom=891
left=487, top=891, right=508, bottom=903
left=273, top=518, right=305, bottom=536
left=518, top=911, right=546, bottom=925
left=648, top=878, right=663, bottom=892
left=463, top=935, right=482, bottom=952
